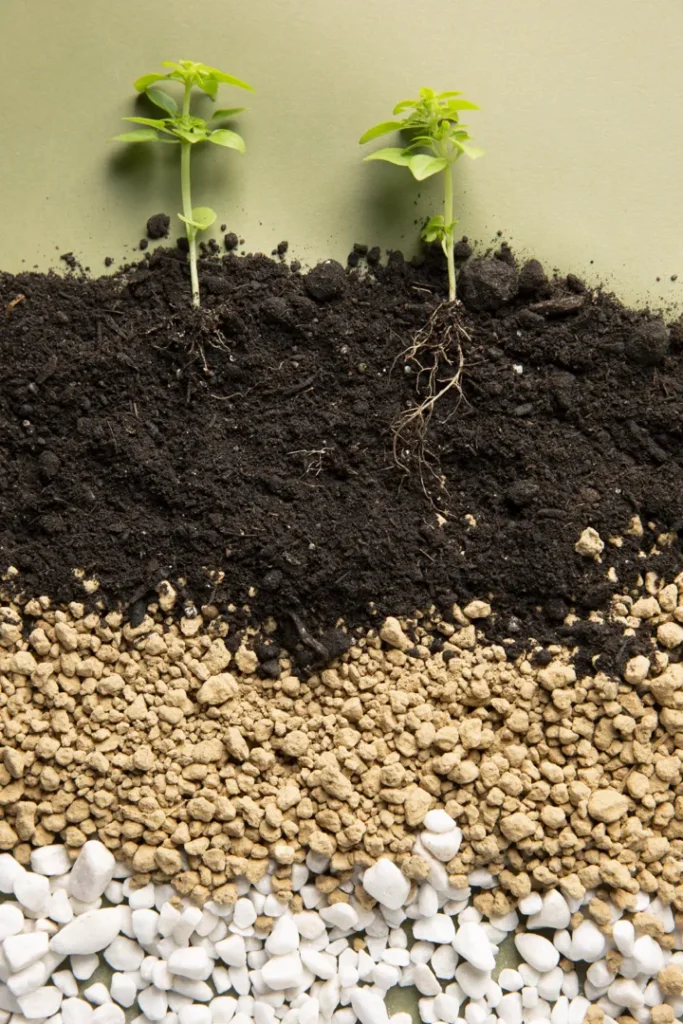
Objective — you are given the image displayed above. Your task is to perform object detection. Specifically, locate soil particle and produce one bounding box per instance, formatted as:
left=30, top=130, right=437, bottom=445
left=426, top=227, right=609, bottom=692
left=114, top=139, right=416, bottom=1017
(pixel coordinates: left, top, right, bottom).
left=146, top=213, right=170, bottom=240
left=224, top=232, right=238, bottom=251
left=456, top=256, right=519, bottom=311
left=518, top=259, right=548, bottom=296
left=303, top=260, right=346, bottom=301
left=626, top=319, right=670, bottom=366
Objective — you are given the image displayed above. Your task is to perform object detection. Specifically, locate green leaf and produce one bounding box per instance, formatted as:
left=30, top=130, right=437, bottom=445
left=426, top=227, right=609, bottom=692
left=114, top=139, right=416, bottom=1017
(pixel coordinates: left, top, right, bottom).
left=408, top=154, right=448, bottom=180
left=393, top=99, right=418, bottom=114
left=363, top=147, right=411, bottom=167
left=358, top=121, right=404, bottom=145
left=145, top=86, right=178, bottom=114
left=110, top=129, right=161, bottom=143
left=173, top=126, right=208, bottom=144
left=198, top=76, right=219, bottom=100
left=134, top=72, right=168, bottom=92
left=421, top=215, right=446, bottom=242
left=211, top=107, right=246, bottom=120
left=437, top=90, right=464, bottom=98
left=443, top=99, right=480, bottom=111
left=455, top=140, right=485, bottom=159
left=208, top=129, right=246, bottom=153
left=202, top=67, right=254, bottom=91
left=122, top=116, right=169, bottom=128
left=178, top=207, right=217, bottom=232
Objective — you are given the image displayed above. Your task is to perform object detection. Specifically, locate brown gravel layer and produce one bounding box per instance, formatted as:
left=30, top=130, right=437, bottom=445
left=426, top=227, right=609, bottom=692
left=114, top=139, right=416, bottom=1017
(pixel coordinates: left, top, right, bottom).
left=2, top=565, right=683, bottom=907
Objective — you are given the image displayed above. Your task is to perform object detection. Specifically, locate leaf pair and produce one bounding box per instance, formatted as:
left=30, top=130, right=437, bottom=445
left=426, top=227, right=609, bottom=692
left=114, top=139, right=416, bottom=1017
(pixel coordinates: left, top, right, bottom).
left=178, top=206, right=216, bottom=235
left=111, top=115, right=247, bottom=151
left=134, top=60, right=253, bottom=101
left=364, top=149, right=448, bottom=181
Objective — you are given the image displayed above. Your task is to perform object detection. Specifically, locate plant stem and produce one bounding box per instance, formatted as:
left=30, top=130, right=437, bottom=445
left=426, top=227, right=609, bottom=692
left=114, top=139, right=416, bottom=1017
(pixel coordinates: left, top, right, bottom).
left=180, top=82, right=200, bottom=307
left=443, top=163, right=455, bottom=302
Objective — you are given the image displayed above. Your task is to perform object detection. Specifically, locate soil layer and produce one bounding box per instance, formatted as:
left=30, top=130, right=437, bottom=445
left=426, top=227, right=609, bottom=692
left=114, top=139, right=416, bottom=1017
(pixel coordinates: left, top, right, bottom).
left=1, top=242, right=683, bottom=662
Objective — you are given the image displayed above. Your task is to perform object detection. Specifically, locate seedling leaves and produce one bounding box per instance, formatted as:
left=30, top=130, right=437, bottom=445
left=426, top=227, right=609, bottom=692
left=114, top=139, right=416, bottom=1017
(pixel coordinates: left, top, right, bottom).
left=208, top=129, right=246, bottom=152
left=358, top=121, right=403, bottom=144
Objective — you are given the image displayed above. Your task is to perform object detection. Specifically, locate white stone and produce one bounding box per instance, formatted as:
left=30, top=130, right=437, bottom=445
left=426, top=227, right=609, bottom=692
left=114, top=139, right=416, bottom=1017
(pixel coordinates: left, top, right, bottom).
left=215, top=935, right=246, bottom=968
left=300, top=949, right=336, bottom=979
left=413, top=963, right=441, bottom=997
left=350, top=987, right=389, bottom=1024
left=455, top=962, right=490, bottom=1000
left=18, top=987, right=62, bottom=1020
left=50, top=909, right=122, bottom=955
left=4, top=933, right=49, bottom=973
left=131, top=909, right=159, bottom=946
left=318, top=904, right=358, bottom=931
left=567, top=997, right=590, bottom=1024
left=70, top=956, right=99, bottom=981
left=0, top=905, right=23, bottom=941
left=68, top=843, right=115, bottom=903
left=423, top=810, right=456, bottom=833
left=62, top=998, right=93, bottom=1024
left=497, top=994, right=523, bottom=1024
left=294, top=913, right=325, bottom=941
left=265, top=916, right=299, bottom=956
left=138, top=987, right=168, bottom=1022
left=14, top=874, right=50, bottom=916
left=421, top=830, right=463, bottom=862
left=362, top=860, right=410, bottom=910
left=210, top=996, right=237, bottom=1023
left=514, top=934, right=559, bottom=974
left=30, top=848, right=72, bottom=878
left=103, top=937, right=144, bottom=972
left=526, top=892, right=570, bottom=932
left=632, top=935, right=665, bottom=975
left=178, top=1007, right=211, bottom=1024
left=0, top=855, right=25, bottom=894
left=522, top=987, right=539, bottom=1009
left=372, top=962, right=400, bottom=990
left=550, top=996, right=569, bottom=1024
left=8, top=960, right=49, bottom=998
left=519, top=965, right=541, bottom=987
left=500, top=969, right=524, bottom=992
left=232, top=900, right=256, bottom=930
left=454, top=922, right=495, bottom=972
left=52, top=973, right=78, bottom=999
left=518, top=894, right=543, bottom=916
left=586, top=961, right=615, bottom=991
left=413, top=915, right=455, bottom=945
left=431, top=945, right=457, bottom=980
left=537, top=968, right=564, bottom=1002
left=109, top=974, right=136, bottom=1008
left=47, top=891, right=73, bottom=926
left=82, top=983, right=110, bottom=1005
left=433, top=994, right=461, bottom=1024
left=167, top=948, right=213, bottom=981
left=92, top=1006, right=124, bottom=1024
left=261, top=953, right=304, bottom=991
left=383, top=948, right=410, bottom=967
left=570, top=920, right=606, bottom=963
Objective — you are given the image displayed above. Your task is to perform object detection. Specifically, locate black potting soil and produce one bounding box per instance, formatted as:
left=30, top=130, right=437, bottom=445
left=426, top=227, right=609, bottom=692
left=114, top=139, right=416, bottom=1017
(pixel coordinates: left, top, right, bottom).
left=1, top=239, right=682, bottom=667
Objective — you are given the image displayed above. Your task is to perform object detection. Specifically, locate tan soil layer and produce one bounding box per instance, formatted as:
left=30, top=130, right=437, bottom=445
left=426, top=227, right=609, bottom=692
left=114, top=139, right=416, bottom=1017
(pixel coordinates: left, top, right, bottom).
left=2, top=560, right=683, bottom=909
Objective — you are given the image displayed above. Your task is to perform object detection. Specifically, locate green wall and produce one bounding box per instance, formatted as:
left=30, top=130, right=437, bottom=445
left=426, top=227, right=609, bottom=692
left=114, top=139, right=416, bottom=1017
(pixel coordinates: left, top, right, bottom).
left=2, top=0, right=682, bottom=309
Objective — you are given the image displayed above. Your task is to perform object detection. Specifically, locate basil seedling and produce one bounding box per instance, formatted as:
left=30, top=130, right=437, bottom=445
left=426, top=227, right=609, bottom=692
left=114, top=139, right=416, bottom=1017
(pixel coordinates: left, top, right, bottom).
left=360, top=88, right=483, bottom=301
left=112, top=60, right=253, bottom=307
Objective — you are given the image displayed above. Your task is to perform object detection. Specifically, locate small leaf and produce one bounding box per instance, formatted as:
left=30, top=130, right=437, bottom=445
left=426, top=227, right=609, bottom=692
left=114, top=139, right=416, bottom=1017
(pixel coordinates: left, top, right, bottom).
left=437, top=90, right=464, bottom=98
left=145, top=86, right=178, bottom=115
left=393, top=99, right=418, bottom=114
left=122, top=116, right=169, bottom=128
left=134, top=72, right=168, bottom=92
left=203, top=67, right=254, bottom=91
left=363, top=147, right=411, bottom=167
left=211, top=107, right=246, bottom=120
left=358, top=121, right=404, bottom=145
left=110, top=129, right=161, bottom=143
left=179, top=207, right=217, bottom=232
left=455, top=140, right=485, bottom=159
left=208, top=129, right=246, bottom=153
left=408, top=154, right=448, bottom=180
left=443, top=99, right=480, bottom=111
left=421, top=215, right=446, bottom=243
left=198, top=76, right=219, bottom=100
left=173, top=126, right=208, bottom=144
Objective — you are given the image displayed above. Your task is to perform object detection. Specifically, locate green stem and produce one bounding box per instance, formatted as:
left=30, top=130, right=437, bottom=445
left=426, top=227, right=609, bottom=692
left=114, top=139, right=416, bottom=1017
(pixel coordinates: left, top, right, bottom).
left=443, top=164, right=455, bottom=302
left=180, top=82, right=200, bottom=307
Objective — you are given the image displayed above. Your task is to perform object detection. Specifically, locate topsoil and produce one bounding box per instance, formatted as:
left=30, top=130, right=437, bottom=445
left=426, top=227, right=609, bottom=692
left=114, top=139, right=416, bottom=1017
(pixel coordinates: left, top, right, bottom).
left=1, top=238, right=683, bottom=666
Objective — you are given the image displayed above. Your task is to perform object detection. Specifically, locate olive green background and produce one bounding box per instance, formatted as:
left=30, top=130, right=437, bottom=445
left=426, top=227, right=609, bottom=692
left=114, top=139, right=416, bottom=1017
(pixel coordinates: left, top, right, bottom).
left=2, top=0, right=682, bottom=309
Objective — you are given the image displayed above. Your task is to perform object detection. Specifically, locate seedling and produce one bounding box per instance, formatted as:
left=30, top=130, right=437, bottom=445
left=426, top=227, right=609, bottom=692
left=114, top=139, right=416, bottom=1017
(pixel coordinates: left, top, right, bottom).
left=360, top=88, right=483, bottom=301
left=111, top=60, right=253, bottom=307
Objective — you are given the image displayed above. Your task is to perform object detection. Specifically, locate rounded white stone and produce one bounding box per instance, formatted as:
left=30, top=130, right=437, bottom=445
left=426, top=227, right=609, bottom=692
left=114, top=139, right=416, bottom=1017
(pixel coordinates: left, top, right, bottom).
left=515, top=934, right=560, bottom=974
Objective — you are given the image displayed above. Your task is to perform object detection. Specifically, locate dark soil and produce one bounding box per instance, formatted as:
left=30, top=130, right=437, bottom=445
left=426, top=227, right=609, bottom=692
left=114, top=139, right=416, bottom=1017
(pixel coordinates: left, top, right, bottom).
left=2, top=240, right=683, bottom=668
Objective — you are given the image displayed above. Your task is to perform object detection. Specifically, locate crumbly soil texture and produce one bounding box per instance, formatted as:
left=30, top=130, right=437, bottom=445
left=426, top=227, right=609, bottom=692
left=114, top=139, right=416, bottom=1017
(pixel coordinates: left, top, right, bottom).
left=2, top=239, right=683, bottom=661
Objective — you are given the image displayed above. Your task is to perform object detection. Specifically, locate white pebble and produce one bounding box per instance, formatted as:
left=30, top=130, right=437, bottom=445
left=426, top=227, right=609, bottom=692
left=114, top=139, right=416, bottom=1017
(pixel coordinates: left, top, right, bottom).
left=14, top=874, right=50, bottom=916
left=52, top=972, right=78, bottom=999
left=8, top=960, right=49, bottom=998
left=68, top=843, right=115, bottom=904
left=537, top=968, right=564, bottom=1002
left=110, top=974, right=136, bottom=1008
left=50, top=909, right=122, bottom=956
left=632, top=935, right=665, bottom=975
left=413, top=963, right=442, bottom=997
left=215, top=935, right=246, bottom=968
left=47, top=891, right=73, bottom=926
left=71, top=956, right=99, bottom=981
left=300, top=950, right=336, bottom=980
left=261, top=953, right=304, bottom=991
left=413, top=915, right=455, bottom=945
left=4, top=933, right=49, bottom=972
left=62, top=998, right=93, bottom=1024
left=104, top=936, right=144, bottom=972
left=420, top=830, right=463, bottom=862
left=18, top=987, right=62, bottom=1020
left=498, top=993, right=524, bottom=1024
left=265, top=916, right=299, bottom=956
left=433, top=994, right=461, bottom=1024
left=518, top=894, right=543, bottom=916
left=372, top=962, right=400, bottom=990
left=0, top=855, right=25, bottom=894
left=232, top=900, right=256, bottom=930
left=570, top=921, right=606, bottom=963
left=167, top=948, right=213, bottom=981
left=92, top=1005, right=124, bottom=1024
left=454, top=923, right=495, bottom=972
left=431, top=945, right=457, bottom=979
left=550, top=996, right=568, bottom=1024
left=424, top=810, right=456, bottom=833
left=210, top=996, right=237, bottom=1023
left=294, top=913, right=325, bottom=941
left=522, top=987, right=538, bottom=1009
left=608, top=976, right=644, bottom=1008
left=138, top=987, right=168, bottom=1022
left=30, top=848, right=71, bottom=878
left=131, top=909, right=159, bottom=946
left=349, top=987, right=389, bottom=1024
left=515, top=935, right=559, bottom=974
left=455, top=963, right=490, bottom=1000
left=526, top=892, right=570, bottom=932
left=172, top=907, right=202, bottom=946
left=0, top=905, right=23, bottom=941
left=362, top=860, right=410, bottom=911
left=500, top=969, right=524, bottom=992
left=179, top=1008, right=211, bottom=1024
left=319, top=904, right=358, bottom=931
left=83, top=983, right=110, bottom=1006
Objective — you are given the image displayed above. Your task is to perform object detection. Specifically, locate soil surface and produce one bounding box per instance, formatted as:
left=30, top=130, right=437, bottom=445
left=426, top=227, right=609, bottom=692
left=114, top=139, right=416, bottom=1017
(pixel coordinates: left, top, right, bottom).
left=1, top=240, right=683, bottom=665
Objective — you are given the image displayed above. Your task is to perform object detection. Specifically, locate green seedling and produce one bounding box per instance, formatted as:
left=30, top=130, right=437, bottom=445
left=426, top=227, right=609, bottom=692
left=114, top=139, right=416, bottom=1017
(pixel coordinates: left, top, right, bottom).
left=360, top=88, right=483, bottom=302
left=111, top=60, right=253, bottom=307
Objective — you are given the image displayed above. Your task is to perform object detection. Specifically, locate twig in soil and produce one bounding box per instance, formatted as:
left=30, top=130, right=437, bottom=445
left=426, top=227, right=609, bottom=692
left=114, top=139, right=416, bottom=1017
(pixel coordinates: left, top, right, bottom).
left=6, top=294, right=25, bottom=319
left=392, top=301, right=470, bottom=478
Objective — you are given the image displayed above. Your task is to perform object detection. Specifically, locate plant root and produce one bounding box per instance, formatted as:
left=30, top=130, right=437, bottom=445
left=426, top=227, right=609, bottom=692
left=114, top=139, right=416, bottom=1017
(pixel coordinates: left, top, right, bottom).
left=391, top=301, right=471, bottom=488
